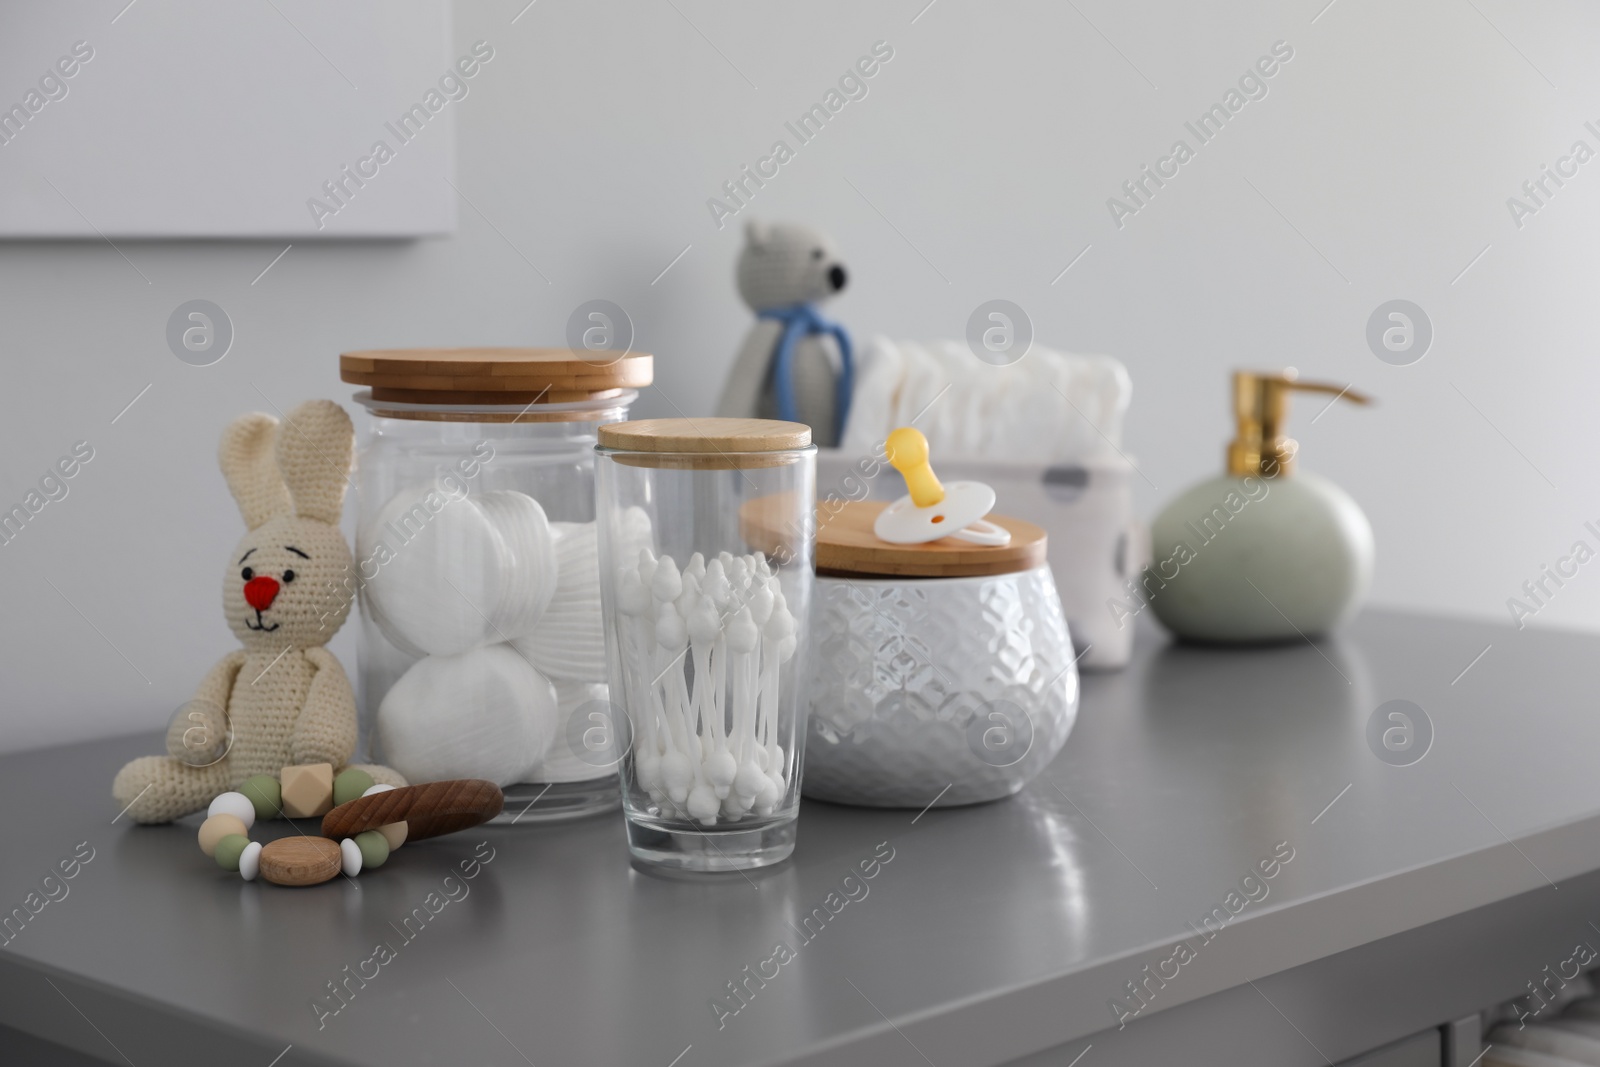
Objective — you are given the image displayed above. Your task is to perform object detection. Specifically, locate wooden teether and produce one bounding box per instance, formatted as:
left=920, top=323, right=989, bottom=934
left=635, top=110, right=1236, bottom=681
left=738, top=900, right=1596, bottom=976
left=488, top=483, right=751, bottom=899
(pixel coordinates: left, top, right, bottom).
left=259, top=837, right=343, bottom=887
left=321, top=779, right=503, bottom=842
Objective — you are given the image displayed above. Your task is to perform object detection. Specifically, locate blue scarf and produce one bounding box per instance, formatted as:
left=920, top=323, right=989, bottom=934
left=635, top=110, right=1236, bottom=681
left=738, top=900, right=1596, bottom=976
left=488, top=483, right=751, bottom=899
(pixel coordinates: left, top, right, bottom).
left=758, top=303, right=853, bottom=437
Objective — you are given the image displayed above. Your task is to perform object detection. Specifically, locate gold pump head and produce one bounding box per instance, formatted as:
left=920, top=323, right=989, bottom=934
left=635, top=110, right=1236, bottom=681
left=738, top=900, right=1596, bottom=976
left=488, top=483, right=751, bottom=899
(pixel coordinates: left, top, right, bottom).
left=1227, top=368, right=1372, bottom=478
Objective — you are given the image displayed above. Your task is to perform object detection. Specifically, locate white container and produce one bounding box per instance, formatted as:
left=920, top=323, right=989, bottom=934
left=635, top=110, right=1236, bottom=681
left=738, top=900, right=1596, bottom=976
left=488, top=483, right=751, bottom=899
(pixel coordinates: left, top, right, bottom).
left=806, top=566, right=1079, bottom=807
left=816, top=448, right=1148, bottom=670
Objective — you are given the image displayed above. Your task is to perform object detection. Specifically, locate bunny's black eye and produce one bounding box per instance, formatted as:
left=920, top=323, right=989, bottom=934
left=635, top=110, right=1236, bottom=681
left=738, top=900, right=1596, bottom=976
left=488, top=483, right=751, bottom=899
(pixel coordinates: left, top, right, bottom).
left=811, top=248, right=824, bottom=260
left=241, top=567, right=254, bottom=580
left=282, top=570, right=296, bottom=583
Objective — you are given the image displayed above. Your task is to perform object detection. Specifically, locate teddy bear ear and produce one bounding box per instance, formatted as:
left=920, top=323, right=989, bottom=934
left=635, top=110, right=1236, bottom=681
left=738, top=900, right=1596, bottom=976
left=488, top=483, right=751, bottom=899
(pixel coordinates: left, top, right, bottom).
left=219, top=413, right=292, bottom=530
left=274, top=399, right=355, bottom=526
left=744, top=218, right=771, bottom=248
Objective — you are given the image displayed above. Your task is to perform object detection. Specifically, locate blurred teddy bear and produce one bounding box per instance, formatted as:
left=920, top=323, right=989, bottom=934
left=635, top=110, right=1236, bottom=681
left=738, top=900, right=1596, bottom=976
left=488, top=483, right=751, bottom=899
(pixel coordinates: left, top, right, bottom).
left=715, top=219, right=853, bottom=446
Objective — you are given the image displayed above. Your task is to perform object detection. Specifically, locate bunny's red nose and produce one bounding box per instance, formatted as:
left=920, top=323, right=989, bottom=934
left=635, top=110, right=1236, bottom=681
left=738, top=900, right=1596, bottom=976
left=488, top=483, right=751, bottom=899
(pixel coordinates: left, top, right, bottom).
left=244, top=576, right=280, bottom=612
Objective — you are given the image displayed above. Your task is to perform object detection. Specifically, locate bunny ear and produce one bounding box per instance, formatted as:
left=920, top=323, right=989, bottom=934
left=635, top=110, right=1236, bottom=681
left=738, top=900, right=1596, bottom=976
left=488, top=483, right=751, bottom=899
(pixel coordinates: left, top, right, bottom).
left=274, top=399, right=354, bottom=525
left=219, top=412, right=291, bottom=530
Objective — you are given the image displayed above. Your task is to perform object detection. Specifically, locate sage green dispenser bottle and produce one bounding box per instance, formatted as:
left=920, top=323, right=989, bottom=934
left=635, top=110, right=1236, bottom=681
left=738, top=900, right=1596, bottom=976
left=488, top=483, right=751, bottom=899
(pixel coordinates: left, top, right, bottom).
left=1148, top=370, right=1374, bottom=643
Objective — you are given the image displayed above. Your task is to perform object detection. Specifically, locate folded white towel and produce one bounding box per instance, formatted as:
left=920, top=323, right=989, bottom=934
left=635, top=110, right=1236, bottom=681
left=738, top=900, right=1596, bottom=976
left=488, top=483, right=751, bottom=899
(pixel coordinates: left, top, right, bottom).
left=838, top=336, right=1132, bottom=464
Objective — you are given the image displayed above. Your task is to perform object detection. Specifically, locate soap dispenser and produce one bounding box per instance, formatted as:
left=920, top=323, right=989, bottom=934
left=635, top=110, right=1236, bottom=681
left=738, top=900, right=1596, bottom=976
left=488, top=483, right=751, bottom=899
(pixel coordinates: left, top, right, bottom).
left=1147, top=370, right=1374, bottom=643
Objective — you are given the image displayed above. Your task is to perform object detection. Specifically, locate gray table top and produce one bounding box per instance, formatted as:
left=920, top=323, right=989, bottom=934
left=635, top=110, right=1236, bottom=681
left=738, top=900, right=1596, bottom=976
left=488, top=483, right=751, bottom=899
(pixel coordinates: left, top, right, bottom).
left=2, top=609, right=1596, bottom=1067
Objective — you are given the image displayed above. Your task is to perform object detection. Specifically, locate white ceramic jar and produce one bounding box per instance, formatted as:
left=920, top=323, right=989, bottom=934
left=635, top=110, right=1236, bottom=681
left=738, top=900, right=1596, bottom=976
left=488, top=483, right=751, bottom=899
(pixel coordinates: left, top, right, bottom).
left=802, top=501, right=1079, bottom=807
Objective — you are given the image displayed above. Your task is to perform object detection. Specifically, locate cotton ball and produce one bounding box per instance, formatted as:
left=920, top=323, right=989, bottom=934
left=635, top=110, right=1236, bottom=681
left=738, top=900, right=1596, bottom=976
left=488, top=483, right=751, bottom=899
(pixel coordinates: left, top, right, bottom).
left=376, top=645, right=557, bottom=786
left=684, top=552, right=706, bottom=581
left=637, top=548, right=658, bottom=587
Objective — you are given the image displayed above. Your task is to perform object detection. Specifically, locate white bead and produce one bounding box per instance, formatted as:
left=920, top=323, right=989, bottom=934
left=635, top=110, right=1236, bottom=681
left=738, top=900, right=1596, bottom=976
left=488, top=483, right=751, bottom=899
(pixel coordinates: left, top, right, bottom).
left=207, top=792, right=256, bottom=830
left=362, top=783, right=396, bottom=798
left=340, top=837, right=363, bottom=877
left=239, top=841, right=262, bottom=881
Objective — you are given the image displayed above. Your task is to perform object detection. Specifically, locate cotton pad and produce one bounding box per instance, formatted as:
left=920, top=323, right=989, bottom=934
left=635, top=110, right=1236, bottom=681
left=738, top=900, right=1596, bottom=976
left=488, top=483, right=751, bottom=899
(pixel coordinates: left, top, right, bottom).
left=359, top=482, right=503, bottom=656
left=376, top=644, right=558, bottom=786
left=477, top=490, right=557, bottom=636
left=521, top=678, right=614, bottom=783
left=511, top=521, right=605, bottom=681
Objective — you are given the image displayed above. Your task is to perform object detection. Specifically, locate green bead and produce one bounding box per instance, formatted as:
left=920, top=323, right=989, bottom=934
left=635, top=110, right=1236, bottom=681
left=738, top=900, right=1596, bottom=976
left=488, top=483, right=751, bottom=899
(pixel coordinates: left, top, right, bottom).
left=333, top=768, right=375, bottom=807
left=239, top=775, right=282, bottom=819
left=354, top=830, right=389, bottom=870
left=214, top=834, right=249, bottom=872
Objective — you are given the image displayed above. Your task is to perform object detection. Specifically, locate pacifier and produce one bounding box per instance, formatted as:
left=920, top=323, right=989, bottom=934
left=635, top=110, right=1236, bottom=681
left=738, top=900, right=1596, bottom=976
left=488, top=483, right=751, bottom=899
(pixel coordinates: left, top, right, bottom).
left=874, top=427, right=1011, bottom=546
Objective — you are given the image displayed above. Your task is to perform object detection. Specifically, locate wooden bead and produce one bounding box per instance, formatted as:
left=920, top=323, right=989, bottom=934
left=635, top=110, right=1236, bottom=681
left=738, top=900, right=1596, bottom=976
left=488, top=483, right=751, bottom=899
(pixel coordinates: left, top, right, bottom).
left=198, top=814, right=249, bottom=857
left=280, top=764, right=335, bottom=819
left=378, top=822, right=408, bottom=850
left=259, top=837, right=342, bottom=887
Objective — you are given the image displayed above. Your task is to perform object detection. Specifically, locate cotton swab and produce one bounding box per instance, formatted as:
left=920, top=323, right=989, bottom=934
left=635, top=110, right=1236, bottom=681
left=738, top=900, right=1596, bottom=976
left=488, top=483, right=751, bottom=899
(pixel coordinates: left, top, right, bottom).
left=618, top=545, right=797, bottom=826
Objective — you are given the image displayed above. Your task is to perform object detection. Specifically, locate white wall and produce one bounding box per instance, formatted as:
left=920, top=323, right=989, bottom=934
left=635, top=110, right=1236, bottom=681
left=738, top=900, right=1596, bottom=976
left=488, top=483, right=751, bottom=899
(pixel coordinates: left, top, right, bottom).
left=4, top=0, right=1598, bottom=754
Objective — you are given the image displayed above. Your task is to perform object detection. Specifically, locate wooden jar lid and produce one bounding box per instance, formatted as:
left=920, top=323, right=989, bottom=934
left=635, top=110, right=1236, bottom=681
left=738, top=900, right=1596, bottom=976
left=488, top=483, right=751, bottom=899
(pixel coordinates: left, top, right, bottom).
left=340, top=347, right=653, bottom=406
left=599, top=418, right=811, bottom=469
left=815, top=500, right=1046, bottom=579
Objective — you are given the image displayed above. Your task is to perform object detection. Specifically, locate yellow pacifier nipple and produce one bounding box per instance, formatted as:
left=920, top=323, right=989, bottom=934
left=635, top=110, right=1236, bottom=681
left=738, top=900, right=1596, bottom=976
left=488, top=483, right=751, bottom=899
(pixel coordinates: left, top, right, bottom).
left=886, top=427, right=944, bottom=509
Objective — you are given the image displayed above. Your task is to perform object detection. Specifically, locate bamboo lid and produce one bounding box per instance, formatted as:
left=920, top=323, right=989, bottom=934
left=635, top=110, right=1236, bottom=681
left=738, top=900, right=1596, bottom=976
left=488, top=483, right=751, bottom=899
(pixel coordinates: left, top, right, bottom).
left=340, top=347, right=653, bottom=406
left=814, top=500, right=1046, bottom=579
left=599, top=418, right=811, bottom=468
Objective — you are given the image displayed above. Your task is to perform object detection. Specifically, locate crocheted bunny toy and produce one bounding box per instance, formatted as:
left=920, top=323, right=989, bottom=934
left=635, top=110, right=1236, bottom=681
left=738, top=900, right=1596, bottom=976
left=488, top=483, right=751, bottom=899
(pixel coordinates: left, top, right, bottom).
left=112, top=400, right=404, bottom=824
left=715, top=219, right=853, bottom=446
